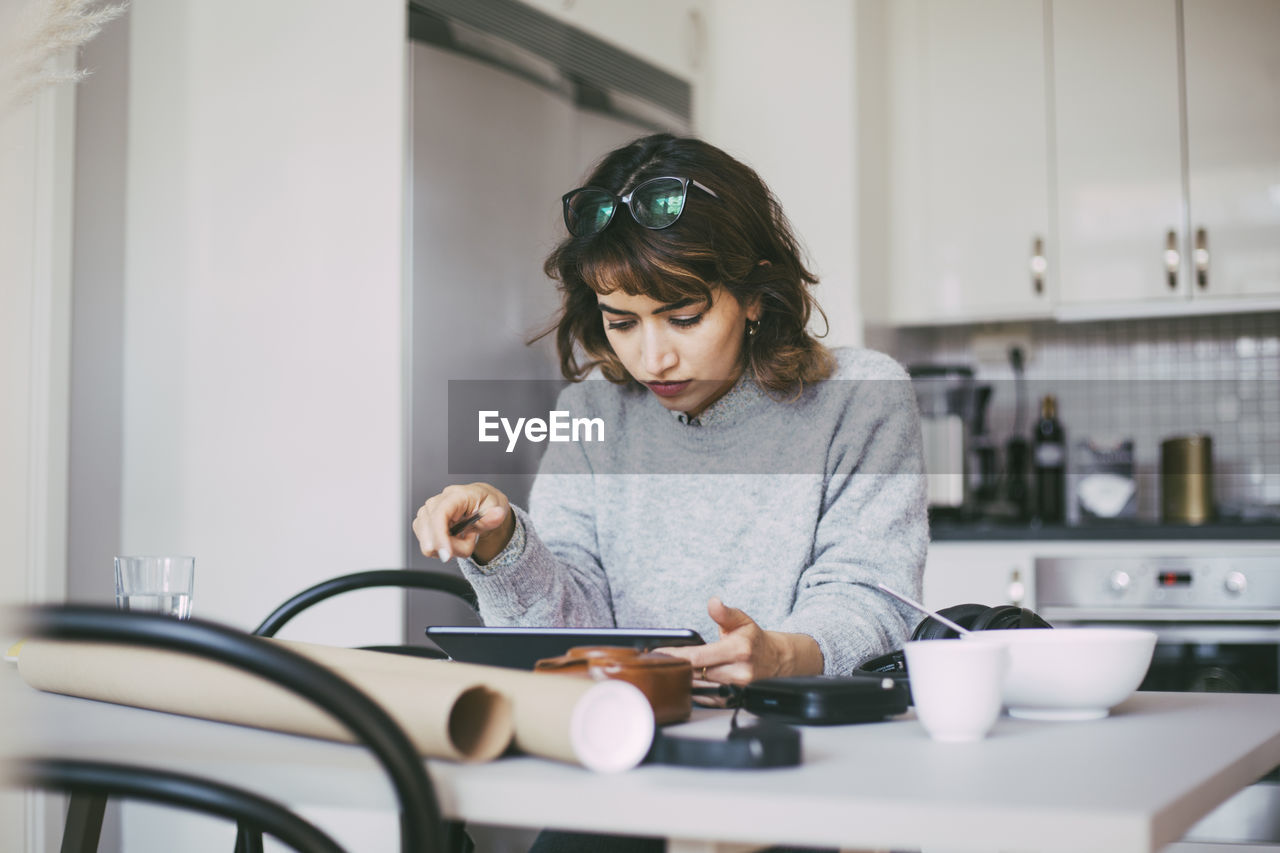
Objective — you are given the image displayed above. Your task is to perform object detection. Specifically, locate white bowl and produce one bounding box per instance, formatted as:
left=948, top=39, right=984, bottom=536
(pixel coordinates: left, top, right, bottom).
left=968, top=627, right=1157, bottom=721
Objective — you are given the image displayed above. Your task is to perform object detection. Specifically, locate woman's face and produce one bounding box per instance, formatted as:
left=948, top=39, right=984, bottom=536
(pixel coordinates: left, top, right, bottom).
left=598, top=287, right=759, bottom=418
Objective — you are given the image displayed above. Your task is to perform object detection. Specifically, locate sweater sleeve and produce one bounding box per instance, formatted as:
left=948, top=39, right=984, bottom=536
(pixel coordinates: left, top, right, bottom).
left=778, top=365, right=929, bottom=675
left=456, top=388, right=616, bottom=627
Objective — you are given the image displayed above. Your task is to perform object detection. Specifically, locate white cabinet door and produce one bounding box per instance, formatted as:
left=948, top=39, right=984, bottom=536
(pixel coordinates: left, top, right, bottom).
left=1052, top=0, right=1186, bottom=306
left=1183, top=0, right=1280, bottom=299
left=1053, top=0, right=1280, bottom=308
left=886, top=0, right=1053, bottom=324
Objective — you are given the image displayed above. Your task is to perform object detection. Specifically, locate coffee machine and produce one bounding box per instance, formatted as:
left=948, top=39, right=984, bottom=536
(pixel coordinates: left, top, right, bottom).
left=908, top=365, right=995, bottom=519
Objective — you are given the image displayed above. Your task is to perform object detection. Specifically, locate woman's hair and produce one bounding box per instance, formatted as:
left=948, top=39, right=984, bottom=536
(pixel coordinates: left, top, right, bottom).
left=539, top=134, right=834, bottom=395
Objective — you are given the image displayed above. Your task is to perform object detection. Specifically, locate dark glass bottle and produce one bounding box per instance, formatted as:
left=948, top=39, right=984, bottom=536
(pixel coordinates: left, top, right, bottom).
left=1003, top=435, right=1031, bottom=521
left=1033, top=394, right=1066, bottom=524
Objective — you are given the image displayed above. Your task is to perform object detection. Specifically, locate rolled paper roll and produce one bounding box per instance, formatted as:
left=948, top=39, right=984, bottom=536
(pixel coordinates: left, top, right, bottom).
left=17, top=638, right=513, bottom=763
left=273, top=640, right=655, bottom=772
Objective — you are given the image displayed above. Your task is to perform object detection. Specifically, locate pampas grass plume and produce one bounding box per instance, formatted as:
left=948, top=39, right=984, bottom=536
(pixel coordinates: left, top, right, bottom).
left=1, top=0, right=129, bottom=116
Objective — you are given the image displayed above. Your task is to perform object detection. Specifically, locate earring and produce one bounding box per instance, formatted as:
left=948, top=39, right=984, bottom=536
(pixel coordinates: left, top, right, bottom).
left=746, top=319, right=760, bottom=337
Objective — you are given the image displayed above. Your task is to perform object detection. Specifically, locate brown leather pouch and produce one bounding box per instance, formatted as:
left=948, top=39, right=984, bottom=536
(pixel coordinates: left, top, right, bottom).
left=534, top=646, right=692, bottom=724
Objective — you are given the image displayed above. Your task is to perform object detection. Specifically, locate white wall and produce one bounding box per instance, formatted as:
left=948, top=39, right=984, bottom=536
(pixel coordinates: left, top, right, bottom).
left=117, top=0, right=409, bottom=642
left=68, top=0, right=130, bottom=612
left=0, top=28, right=75, bottom=614
left=104, top=1, right=409, bottom=849
left=0, top=0, right=77, bottom=844
left=855, top=0, right=892, bottom=331
left=697, top=0, right=864, bottom=348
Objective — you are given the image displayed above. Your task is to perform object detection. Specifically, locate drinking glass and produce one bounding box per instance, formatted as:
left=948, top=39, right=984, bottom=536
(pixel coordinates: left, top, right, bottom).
left=114, top=556, right=195, bottom=619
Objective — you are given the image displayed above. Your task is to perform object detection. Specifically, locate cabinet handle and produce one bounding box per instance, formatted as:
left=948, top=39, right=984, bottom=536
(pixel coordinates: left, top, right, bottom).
left=1007, top=569, right=1026, bottom=607
left=1194, top=228, right=1209, bottom=289
left=1030, top=236, right=1046, bottom=295
left=1164, top=230, right=1180, bottom=290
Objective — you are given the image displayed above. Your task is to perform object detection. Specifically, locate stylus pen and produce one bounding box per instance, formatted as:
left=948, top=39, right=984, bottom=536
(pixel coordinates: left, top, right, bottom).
left=448, top=510, right=485, bottom=538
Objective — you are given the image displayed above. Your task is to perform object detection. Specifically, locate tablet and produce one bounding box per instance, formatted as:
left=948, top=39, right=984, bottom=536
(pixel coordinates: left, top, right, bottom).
left=425, top=626, right=705, bottom=670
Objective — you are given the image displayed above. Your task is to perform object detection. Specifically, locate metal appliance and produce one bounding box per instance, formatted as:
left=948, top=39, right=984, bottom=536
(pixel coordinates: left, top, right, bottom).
left=909, top=365, right=994, bottom=518
left=1037, top=554, right=1280, bottom=849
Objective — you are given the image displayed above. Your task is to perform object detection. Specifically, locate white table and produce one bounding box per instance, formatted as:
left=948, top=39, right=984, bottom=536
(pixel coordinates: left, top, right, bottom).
left=4, top=666, right=1280, bottom=853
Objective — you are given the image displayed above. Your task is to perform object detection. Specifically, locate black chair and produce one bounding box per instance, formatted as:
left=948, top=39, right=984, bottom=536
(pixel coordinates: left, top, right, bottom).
left=242, top=568, right=481, bottom=853
left=253, top=568, right=480, bottom=659
left=16, top=759, right=344, bottom=853
left=10, top=604, right=444, bottom=853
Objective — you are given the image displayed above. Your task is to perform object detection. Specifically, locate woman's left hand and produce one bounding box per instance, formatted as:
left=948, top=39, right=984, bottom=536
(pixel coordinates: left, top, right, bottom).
left=656, top=597, right=824, bottom=692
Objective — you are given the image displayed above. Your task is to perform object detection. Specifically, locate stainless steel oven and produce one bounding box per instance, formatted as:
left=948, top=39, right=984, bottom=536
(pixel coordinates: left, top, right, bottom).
left=1037, top=554, right=1280, bottom=851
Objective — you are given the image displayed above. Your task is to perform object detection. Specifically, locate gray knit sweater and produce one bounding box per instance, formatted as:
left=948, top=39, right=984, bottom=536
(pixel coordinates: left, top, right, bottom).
left=458, top=347, right=928, bottom=676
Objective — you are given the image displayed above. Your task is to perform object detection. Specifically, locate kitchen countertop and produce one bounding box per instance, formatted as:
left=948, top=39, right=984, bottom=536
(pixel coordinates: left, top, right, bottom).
left=930, top=519, right=1280, bottom=541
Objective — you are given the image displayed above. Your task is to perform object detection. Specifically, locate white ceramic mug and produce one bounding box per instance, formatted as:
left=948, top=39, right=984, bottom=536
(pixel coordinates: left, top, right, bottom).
left=904, top=638, right=1008, bottom=742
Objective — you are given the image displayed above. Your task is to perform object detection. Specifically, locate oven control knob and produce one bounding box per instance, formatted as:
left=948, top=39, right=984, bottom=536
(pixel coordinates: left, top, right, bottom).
left=1108, top=570, right=1132, bottom=595
left=1224, top=571, right=1248, bottom=596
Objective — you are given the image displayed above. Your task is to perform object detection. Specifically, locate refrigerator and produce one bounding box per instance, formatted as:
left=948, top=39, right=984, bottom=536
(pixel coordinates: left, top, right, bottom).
left=406, top=37, right=672, bottom=639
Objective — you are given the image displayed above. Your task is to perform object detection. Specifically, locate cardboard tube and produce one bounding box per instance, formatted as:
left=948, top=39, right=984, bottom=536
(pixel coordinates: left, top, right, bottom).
left=273, top=640, right=655, bottom=773
left=17, top=639, right=513, bottom=762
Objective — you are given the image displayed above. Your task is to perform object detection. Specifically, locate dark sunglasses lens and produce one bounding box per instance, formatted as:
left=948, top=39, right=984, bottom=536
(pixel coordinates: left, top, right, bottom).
left=630, top=178, right=687, bottom=229
left=565, top=189, right=616, bottom=236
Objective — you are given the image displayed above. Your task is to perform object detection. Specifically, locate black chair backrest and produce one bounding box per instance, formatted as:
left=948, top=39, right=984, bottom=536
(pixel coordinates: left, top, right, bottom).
left=254, top=569, right=479, bottom=639
left=16, top=604, right=442, bottom=853
left=16, top=758, right=344, bottom=853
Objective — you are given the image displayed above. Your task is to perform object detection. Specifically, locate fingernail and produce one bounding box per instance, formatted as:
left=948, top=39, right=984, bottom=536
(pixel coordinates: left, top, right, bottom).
left=438, top=547, right=451, bottom=561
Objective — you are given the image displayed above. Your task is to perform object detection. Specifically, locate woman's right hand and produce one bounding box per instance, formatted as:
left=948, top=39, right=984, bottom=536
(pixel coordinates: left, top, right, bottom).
left=412, top=483, right=515, bottom=564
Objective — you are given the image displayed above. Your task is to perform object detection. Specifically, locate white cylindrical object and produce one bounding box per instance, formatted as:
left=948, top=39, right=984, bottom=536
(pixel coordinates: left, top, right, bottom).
left=568, top=679, right=655, bottom=773
left=905, top=640, right=1008, bottom=743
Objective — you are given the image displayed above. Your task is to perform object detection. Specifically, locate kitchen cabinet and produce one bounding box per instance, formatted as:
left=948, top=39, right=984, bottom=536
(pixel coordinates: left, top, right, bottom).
left=1052, top=0, right=1186, bottom=306
left=1183, top=0, right=1280, bottom=300
left=884, top=0, right=1054, bottom=325
left=1054, top=0, right=1280, bottom=307
left=873, top=0, right=1280, bottom=326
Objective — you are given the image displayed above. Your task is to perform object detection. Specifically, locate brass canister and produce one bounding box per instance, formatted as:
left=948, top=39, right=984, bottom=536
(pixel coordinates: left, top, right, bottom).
left=1160, top=435, right=1214, bottom=525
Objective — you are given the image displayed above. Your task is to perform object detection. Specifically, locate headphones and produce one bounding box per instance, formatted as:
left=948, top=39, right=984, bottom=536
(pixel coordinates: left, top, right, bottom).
left=859, top=603, right=1053, bottom=675
left=910, top=602, right=1052, bottom=639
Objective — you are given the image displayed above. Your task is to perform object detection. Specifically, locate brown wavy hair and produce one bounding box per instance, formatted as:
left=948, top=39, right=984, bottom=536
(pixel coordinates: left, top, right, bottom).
left=537, top=134, right=834, bottom=396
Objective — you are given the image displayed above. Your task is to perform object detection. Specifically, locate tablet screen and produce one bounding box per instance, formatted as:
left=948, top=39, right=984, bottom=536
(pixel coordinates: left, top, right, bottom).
left=425, top=626, right=705, bottom=670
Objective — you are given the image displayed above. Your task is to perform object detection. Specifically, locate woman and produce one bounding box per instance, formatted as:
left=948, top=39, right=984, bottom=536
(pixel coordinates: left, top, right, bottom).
left=413, top=133, right=926, bottom=687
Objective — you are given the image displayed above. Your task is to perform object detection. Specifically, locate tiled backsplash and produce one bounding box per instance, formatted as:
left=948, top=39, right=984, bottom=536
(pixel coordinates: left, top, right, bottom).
left=875, top=312, right=1280, bottom=520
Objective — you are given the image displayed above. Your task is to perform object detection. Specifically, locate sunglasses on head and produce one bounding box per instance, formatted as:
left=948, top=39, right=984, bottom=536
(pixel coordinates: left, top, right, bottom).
left=561, top=176, right=719, bottom=237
